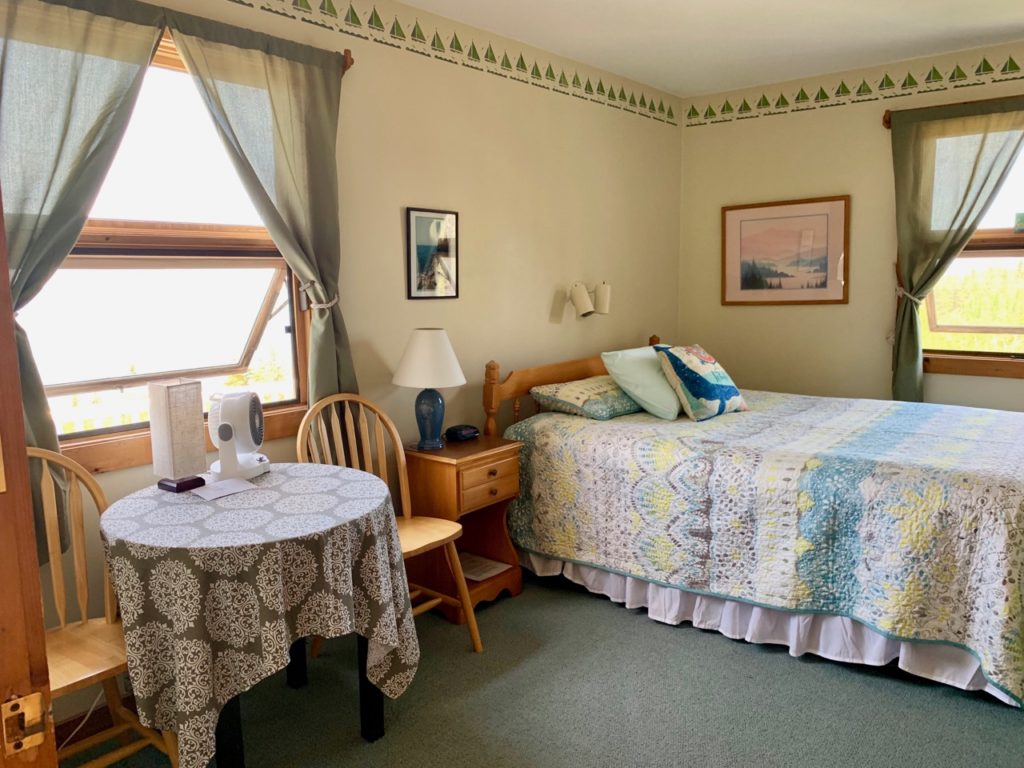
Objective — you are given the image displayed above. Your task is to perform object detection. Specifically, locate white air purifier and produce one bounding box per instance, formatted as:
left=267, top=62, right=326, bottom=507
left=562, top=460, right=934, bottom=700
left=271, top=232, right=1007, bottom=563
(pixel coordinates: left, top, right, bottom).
left=149, top=379, right=207, bottom=492
left=208, top=392, right=270, bottom=481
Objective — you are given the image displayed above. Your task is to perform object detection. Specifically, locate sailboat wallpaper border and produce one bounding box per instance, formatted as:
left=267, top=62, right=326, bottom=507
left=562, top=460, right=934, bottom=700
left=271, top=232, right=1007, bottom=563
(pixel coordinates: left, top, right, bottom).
left=683, top=50, right=1023, bottom=129
left=225, top=0, right=679, bottom=126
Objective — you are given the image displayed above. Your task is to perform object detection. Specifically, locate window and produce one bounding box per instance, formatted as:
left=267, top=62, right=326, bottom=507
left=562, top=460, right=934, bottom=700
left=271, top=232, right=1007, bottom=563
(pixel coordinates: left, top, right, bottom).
left=920, top=148, right=1024, bottom=378
left=20, top=36, right=308, bottom=470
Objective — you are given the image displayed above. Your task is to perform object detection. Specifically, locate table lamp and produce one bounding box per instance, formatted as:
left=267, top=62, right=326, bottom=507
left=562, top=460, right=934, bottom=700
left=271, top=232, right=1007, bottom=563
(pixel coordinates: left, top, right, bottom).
left=392, top=328, right=466, bottom=450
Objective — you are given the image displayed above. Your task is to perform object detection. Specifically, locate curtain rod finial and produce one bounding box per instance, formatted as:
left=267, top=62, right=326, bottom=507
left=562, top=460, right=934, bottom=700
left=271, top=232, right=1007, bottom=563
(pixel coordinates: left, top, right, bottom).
left=343, top=49, right=354, bottom=73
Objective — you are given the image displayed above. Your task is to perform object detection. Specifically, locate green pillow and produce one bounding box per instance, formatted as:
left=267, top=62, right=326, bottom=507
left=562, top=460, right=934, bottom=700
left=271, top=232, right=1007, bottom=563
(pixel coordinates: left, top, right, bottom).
left=530, top=375, right=641, bottom=420
left=600, top=346, right=680, bottom=420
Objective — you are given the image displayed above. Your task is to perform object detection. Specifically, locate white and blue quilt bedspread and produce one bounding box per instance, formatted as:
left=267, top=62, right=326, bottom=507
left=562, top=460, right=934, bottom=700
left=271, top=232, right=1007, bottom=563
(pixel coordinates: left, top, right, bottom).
left=505, top=390, right=1024, bottom=703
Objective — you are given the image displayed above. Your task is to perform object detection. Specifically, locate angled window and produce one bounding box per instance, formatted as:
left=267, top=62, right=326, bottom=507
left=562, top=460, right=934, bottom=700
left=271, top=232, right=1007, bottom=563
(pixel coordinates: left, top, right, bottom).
left=19, top=36, right=307, bottom=449
left=920, top=149, right=1024, bottom=375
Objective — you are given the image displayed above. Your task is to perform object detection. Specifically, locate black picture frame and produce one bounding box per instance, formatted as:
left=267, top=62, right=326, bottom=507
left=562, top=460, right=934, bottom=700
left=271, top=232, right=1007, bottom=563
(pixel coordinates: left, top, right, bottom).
left=406, top=207, right=459, bottom=300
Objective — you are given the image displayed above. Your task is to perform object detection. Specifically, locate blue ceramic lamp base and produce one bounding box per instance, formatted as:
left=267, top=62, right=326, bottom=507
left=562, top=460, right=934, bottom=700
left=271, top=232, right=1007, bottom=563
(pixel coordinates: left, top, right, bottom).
left=414, top=388, right=445, bottom=450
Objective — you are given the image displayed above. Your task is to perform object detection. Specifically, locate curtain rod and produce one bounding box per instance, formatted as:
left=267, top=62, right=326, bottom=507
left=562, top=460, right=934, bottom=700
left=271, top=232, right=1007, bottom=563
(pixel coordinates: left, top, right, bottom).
left=882, top=92, right=1024, bottom=129
left=157, top=32, right=354, bottom=75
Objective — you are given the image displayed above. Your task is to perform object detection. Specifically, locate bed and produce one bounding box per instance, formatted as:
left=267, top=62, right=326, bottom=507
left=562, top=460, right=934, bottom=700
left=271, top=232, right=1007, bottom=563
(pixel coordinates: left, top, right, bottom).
left=482, top=338, right=1024, bottom=706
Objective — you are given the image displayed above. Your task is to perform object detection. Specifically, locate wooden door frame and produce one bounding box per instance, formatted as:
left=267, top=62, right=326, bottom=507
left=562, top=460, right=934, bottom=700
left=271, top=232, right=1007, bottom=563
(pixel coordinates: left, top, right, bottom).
left=0, top=187, right=57, bottom=764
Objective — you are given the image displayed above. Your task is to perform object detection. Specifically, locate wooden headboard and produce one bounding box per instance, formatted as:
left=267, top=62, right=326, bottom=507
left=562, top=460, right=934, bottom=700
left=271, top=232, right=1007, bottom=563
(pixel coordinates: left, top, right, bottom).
left=482, top=335, right=661, bottom=436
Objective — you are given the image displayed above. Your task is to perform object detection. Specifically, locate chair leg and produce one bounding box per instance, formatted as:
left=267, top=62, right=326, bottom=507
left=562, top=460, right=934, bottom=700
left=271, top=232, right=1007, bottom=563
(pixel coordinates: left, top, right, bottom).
left=101, top=678, right=132, bottom=746
left=310, top=636, right=324, bottom=658
left=444, top=542, right=483, bottom=653
left=162, top=730, right=179, bottom=768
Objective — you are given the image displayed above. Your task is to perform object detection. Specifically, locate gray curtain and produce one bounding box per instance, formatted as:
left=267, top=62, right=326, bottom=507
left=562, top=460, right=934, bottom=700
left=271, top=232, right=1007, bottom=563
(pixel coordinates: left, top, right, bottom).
left=166, top=12, right=358, bottom=403
left=0, top=0, right=162, bottom=558
left=890, top=96, right=1024, bottom=401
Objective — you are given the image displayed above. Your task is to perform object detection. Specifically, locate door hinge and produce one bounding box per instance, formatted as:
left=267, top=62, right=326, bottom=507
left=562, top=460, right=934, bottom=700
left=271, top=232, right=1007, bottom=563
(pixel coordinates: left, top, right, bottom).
left=2, top=693, right=47, bottom=756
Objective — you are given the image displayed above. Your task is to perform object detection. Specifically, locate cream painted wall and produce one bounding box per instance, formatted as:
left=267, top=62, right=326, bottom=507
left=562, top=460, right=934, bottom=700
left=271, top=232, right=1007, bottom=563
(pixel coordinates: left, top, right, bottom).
left=679, top=42, right=1024, bottom=411
left=334, top=28, right=681, bottom=435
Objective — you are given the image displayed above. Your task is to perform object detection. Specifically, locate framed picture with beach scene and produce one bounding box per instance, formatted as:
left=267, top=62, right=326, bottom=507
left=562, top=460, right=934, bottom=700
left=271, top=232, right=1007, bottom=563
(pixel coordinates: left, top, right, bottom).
left=406, top=207, right=458, bottom=300
left=721, top=195, right=849, bottom=305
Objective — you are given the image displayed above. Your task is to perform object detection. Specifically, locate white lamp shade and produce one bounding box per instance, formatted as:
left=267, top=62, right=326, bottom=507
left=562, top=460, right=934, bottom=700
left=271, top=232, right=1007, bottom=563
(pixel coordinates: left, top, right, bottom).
left=392, top=328, right=467, bottom=388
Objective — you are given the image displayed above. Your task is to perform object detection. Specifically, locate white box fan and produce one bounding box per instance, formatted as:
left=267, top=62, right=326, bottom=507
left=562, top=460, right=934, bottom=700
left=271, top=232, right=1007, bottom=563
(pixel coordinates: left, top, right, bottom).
left=208, top=392, right=270, bottom=481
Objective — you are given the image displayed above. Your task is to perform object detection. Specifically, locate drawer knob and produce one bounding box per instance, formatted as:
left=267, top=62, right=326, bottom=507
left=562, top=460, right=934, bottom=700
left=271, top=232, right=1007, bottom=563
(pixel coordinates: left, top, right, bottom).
left=489, top=488, right=498, bottom=496
left=488, top=468, right=498, bottom=478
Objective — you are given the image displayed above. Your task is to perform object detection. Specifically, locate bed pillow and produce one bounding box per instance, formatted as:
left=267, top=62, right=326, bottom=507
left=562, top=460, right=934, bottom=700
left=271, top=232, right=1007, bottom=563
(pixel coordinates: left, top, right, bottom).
left=657, top=345, right=747, bottom=421
left=530, top=375, right=641, bottom=420
left=600, top=346, right=680, bottom=420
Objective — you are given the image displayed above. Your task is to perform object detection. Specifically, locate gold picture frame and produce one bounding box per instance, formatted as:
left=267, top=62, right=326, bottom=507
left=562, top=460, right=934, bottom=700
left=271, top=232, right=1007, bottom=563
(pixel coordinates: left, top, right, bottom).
left=721, top=195, right=850, bottom=305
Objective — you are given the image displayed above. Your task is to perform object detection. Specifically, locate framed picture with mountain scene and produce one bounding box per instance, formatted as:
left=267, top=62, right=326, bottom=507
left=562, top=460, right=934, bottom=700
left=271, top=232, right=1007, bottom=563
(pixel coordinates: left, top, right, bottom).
left=721, top=195, right=849, bottom=305
left=407, top=207, right=458, bottom=299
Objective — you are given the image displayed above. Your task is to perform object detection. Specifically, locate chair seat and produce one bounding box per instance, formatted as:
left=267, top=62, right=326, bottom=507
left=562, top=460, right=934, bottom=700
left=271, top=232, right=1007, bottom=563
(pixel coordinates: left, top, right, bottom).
left=47, top=619, right=129, bottom=697
left=396, top=516, right=462, bottom=558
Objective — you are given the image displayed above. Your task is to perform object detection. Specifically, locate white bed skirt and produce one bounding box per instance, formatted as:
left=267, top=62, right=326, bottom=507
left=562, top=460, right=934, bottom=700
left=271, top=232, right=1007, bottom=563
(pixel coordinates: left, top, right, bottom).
left=521, top=551, right=1016, bottom=706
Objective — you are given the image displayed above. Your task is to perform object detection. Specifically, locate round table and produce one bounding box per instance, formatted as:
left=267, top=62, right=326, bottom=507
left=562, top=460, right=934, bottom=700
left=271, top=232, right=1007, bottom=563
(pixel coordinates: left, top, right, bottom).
left=100, top=462, right=419, bottom=768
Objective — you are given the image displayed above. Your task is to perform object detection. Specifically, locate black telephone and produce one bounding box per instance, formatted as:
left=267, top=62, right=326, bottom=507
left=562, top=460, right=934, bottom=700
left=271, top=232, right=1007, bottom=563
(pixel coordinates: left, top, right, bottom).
left=445, top=424, right=480, bottom=442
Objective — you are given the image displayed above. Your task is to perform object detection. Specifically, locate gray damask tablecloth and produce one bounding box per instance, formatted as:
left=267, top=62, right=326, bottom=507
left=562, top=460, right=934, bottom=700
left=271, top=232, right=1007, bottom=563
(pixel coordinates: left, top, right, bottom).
left=100, top=462, right=419, bottom=768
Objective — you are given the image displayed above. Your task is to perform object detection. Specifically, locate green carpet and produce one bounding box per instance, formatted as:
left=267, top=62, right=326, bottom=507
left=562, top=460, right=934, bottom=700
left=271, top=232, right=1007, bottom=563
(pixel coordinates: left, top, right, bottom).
left=77, top=573, right=1024, bottom=767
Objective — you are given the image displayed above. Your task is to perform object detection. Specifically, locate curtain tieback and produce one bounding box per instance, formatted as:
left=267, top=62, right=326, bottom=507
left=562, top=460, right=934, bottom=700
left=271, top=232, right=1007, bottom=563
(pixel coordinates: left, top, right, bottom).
left=299, top=280, right=339, bottom=310
left=895, top=286, right=922, bottom=306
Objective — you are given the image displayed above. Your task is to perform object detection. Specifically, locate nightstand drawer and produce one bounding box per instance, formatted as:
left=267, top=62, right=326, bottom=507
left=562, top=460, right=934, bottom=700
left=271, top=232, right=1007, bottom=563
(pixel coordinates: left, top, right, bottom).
left=461, top=457, right=518, bottom=490
left=460, top=474, right=519, bottom=514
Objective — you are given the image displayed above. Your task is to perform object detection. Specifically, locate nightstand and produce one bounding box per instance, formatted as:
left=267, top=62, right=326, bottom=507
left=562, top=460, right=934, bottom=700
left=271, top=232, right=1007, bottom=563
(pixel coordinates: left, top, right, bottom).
left=404, top=435, right=524, bottom=623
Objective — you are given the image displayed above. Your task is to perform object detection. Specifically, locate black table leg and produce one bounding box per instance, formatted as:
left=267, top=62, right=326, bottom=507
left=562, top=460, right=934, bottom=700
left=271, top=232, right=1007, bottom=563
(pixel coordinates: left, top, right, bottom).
left=215, top=695, right=245, bottom=768
left=357, top=634, right=384, bottom=742
left=286, top=638, right=308, bottom=689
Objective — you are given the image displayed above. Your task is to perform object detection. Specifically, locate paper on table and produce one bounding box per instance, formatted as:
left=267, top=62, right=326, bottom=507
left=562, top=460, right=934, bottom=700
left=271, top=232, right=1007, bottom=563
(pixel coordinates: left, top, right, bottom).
left=192, top=477, right=256, bottom=501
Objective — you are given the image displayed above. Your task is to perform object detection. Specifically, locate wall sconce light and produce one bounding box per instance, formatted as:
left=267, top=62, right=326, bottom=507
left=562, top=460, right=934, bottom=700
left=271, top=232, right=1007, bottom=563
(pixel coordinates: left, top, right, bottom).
left=569, top=281, right=611, bottom=318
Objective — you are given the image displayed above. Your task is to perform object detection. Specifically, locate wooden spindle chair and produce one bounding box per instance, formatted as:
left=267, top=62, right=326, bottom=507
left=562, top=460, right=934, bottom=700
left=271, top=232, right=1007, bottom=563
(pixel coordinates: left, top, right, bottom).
left=296, top=394, right=482, bottom=655
left=28, top=448, right=175, bottom=767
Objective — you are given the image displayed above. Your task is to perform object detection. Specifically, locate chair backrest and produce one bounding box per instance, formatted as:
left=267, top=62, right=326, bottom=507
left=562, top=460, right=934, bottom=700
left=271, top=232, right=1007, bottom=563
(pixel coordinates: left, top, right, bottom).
left=26, top=447, right=116, bottom=628
left=296, top=394, right=412, bottom=519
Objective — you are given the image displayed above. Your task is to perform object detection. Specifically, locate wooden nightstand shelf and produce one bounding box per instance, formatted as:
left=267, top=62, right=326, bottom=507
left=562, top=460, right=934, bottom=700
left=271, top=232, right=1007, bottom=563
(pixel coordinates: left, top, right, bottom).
left=404, top=435, right=524, bottom=624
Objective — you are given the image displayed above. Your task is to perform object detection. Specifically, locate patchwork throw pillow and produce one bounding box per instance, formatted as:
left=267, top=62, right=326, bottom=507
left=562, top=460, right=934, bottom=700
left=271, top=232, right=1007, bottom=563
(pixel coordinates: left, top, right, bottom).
left=601, top=346, right=680, bottom=420
left=657, top=345, right=747, bottom=421
left=530, top=375, right=641, bottom=420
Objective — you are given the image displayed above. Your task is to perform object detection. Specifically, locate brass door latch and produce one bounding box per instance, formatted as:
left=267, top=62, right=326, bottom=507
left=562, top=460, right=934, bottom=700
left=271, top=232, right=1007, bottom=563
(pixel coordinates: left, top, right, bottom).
left=2, top=693, right=47, bottom=756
